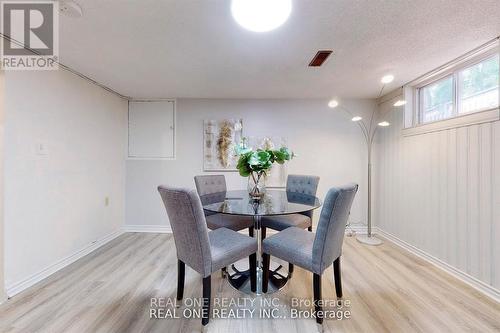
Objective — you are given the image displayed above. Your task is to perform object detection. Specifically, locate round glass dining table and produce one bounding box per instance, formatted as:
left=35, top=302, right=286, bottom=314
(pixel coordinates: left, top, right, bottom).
left=202, top=189, right=321, bottom=295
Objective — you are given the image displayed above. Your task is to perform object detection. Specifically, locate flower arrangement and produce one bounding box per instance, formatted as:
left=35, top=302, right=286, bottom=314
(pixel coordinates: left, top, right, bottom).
left=235, top=139, right=295, bottom=199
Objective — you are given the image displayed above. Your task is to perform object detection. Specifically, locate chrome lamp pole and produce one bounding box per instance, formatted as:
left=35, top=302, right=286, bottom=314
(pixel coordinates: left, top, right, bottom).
left=328, top=77, right=394, bottom=246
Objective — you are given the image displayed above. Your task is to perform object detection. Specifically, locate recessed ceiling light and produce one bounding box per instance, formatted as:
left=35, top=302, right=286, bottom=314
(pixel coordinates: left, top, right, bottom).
left=231, top=0, right=292, bottom=32
left=393, top=100, right=407, bottom=107
left=351, top=116, right=363, bottom=122
left=381, top=75, right=394, bottom=84
left=328, top=100, right=339, bottom=108
left=378, top=121, right=390, bottom=127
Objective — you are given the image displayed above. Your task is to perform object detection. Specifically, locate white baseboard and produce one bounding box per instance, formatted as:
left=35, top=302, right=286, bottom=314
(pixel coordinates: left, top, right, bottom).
left=376, top=227, right=500, bottom=303
left=5, top=229, right=124, bottom=298
left=124, top=224, right=360, bottom=235
left=123, top=223, right=365, bottom=235
left=123, top=224, right=172, bottom=233
left=346, top=224, right=368, bottom=234
left=6, top=223, right=498, bottom=304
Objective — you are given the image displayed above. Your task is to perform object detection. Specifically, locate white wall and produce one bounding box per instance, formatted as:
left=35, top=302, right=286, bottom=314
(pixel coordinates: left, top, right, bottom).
left=126, top=98, right=374, bottom=229
left=4, top=69, right=127, bottom=291
left=0, top=70, right=5, bottom=302
left=374, top=94, right=500, bottom=292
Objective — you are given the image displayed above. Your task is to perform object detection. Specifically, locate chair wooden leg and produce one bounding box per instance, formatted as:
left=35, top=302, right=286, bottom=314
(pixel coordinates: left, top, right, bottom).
left=262, top=253, right=270, bottom=293
left=202, top=275, right=211, bottom=327
left=261, top=226, right=267, bottom=240
left=249, top=226, right=254, bottom=237
left=313, top=273, right=323, bottom=325
left=288, top=263, right=294, bottom=278
left=249, top=253, right=257, bottom=292
left=333, top=257, right=343, bottom=298
left=221, top=266, right=227, bottom=278
left=308, top=225, right=312, bottom=232
left=177, top=260, right=185, bottom=301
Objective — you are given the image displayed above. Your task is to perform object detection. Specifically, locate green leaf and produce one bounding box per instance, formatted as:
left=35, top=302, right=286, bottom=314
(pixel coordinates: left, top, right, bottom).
left=235, top=145, right=295, bottom=176
left=273, top=150, right=285, bottom=163
left=238, top=166, right=251, bottom=177
left=279, top=147, right=292, bottom=160
left=248, top=150, right=271, bottom=166
left=235, top=145, right=252, bottom=156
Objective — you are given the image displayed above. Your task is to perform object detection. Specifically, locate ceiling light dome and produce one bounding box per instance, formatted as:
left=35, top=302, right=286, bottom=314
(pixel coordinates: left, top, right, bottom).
left=328, top=100, right=339, bottom=108
left=231, top=0, right=292, bottom=32
left=381, top=75, right=394, bottom=84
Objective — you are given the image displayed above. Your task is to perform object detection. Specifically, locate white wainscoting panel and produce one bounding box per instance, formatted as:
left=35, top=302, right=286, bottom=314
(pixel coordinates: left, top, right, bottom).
left=374, top=97, right=500, bottom=292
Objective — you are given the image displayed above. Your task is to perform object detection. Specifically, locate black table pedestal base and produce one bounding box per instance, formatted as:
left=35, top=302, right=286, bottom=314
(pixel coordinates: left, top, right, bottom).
left=202, top=190, right=321, bottom=296
left=226, top=261, right=290, bottom=294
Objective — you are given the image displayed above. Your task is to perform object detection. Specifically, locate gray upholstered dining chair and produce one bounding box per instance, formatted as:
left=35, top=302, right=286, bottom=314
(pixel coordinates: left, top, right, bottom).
left=158, top=186, right=257, bottom=327
left=261, top=174, right=320, bottom=277
left=262, top=183, right=358, bottom=325
left=194, top=175, right=254, bottom=233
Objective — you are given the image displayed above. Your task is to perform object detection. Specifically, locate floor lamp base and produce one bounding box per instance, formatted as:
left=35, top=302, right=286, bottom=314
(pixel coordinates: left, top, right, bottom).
left=356, top=234, right=383, bottom=246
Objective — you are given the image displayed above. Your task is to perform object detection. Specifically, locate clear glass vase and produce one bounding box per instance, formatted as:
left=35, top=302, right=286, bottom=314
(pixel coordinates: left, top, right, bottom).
left=248, top=171, right=266, bottom=200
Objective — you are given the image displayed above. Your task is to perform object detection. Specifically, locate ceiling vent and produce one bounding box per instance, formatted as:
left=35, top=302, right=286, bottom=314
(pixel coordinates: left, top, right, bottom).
left=59, top=1, right=83, bottom=18
left=308, top=50, right=333, bottom=67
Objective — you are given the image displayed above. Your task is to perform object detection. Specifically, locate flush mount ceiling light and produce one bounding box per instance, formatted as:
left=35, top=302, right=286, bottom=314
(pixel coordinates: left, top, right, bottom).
left=381, top=75, right=394, bottom=84
left=231, top=0, right=292, bottom=32
left=328, top=100, right=339, bottom=108
left=351, top=116, right=363, bottom=122
left=394, top=100, right=407, bottom=107
left=378, top=121, right=390, bottom=127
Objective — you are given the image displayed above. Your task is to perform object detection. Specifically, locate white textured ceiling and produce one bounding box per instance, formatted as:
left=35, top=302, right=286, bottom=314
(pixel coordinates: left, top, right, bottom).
left=59, top=0, right=500, bottom=99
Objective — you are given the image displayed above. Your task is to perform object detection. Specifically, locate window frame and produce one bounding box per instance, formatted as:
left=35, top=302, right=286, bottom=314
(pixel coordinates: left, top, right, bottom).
left=403, top=40, right=500, bottom=136
left=418, top=74, right=456, bottom=124
left=457, top=53, right=499, bottom=115
left=416, top=49, right=499, bottom=125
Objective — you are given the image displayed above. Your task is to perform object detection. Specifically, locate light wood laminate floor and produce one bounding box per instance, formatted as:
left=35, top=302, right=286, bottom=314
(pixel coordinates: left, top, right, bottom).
left=0, top=233, right=499, bottom=333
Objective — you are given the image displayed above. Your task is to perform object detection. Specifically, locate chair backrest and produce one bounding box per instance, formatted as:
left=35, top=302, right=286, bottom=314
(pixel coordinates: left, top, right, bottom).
left=194, top=175, right=227, bottom=205
left=158, top=186, right=212, bottom=277
left=286, top=174, right=320, bottom=218
left=312, top=183, right=358, bottom=274
left=194, top=175, right=227, bottom=196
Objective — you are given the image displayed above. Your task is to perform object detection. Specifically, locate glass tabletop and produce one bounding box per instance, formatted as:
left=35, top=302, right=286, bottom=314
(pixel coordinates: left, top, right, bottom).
left=202, top=190, right=321, bottom=216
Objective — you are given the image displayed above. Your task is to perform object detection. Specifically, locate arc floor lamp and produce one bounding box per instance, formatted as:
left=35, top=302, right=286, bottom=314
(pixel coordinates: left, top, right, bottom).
left=328, top=74, right=402, bottom=245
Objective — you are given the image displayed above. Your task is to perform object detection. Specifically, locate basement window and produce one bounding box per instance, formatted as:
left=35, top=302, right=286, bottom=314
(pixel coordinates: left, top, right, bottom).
left=458, top=55, right=499, bottom=114
left=403, top=39, right=500, bottom=135
left=420, top=75, right=455, bottom=123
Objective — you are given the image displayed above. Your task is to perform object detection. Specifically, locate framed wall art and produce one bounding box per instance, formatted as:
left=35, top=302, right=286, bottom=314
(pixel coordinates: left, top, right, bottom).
left=203, top=119, right=243, bottom=171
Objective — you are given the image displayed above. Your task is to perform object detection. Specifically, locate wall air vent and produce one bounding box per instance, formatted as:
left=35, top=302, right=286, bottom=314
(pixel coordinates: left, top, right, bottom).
left=308, top=50, right=333, bottom=67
